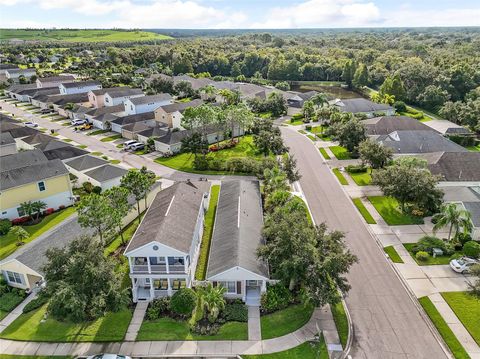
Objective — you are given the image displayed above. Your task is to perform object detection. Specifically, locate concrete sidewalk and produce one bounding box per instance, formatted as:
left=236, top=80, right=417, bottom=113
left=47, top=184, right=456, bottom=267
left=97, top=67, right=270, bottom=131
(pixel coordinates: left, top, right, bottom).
left=125, top=302, right=148, bottom=341
left=247, top=306, right=261, bottom=341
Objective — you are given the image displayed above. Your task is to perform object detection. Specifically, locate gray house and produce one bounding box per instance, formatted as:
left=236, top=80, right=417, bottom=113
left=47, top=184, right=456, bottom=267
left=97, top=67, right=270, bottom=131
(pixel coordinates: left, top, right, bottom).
left=332, top=98, right=395, bottom=118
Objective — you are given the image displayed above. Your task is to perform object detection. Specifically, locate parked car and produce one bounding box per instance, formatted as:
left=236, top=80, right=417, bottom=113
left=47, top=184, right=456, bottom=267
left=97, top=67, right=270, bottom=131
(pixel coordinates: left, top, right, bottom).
left=24, top=121, right=38, bottom=128
left=129, top=142, right=144, bottom=151
left=71, top=119, right=86, bottom=126
left=87, top=354, right=131, bottom=359
left=450, top=257, right=479, bottom=274
left=123, top=140, right=137, bottom=150
left=40, top=108, right=54, bottom=114
left=79, top=123, right=93, bottom=131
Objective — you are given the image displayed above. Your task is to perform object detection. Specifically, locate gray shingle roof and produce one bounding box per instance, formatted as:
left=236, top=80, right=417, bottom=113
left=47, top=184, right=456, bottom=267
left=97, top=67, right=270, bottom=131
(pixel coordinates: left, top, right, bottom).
left=111, top=111, right=155, bottom=126
left=42, top=146, right=89, bottom=161
left=426, top=152, right=480, bottom=182
left=85, top=104, right=124, bottom=117
left=0, top=122, right=39, bottom=138
left=65, top=154, right=109, bottom=171
left=38, top=75, right=75, bottom=83
left=49, top=93, right=89, bottom=106
left=0, top=149, right=47, bottom=172
left=130, top=94, right=172, bottom=106
left=124, top=181, right=211, bottom=254
left=0, top=132, right=15, bottom=146
left=84, top=164, right=127, bottom=182
left=334, top=98, right=393, bottom=113
left=105, top=87, right=144, bottom=98
left=362, top=116, right=433, bottom=136
left=61, top=80, right=101, bottom=88
left=463, top=202, right=480, bottom=227
left=157, top=99, right=203, bottom=114
left=377, top=131, right=468, bottom=154
left=207, top=181, right=268, bottom=279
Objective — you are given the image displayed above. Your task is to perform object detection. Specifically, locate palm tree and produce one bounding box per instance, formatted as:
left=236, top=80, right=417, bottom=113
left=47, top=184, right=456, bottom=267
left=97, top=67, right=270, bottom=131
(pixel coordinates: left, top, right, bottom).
left=11, top=227, right=29, bottom=246
left=433, top=203, right=474, bottom=241
left=200, top=85, right=216, bottom=102
left=31, top=201, right=47, bottom=222
left=263, top=167, right=289, bottom=196
left=19, top=201, right=35, bottom=221
left=310, top=93, right=329, bottom=108
left=202, top=283, right=226, bottom=323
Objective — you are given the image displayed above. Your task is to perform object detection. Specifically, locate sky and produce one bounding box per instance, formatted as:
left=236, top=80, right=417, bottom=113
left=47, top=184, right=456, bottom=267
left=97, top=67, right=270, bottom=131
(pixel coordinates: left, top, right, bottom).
left=1, top=0, right=479, bottom=29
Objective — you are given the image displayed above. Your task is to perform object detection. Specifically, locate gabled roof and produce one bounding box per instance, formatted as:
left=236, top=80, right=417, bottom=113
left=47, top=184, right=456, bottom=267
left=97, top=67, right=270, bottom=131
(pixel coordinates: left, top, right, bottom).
left=34, top=139, right=71, bottom=152
left=61, top=80, right=101, bottom=89
left=65, top=154, right=108, bottom=171
left=122, top=122, right=153, bottom=133
left=42, top=146, right=89, bottom=161
left=137, top=125, right=169, bottom=138
left=6, top=83, right=37, bottom=93
left=0, top=121, right=39, bottom=138
left=124, top=181, right=211, bottom=254
left=423, top=119, right=471, bottom=135
left=0, top=132, right=15, bottom=146
left=84, top=164, right=127, bottom=182
left=49, top=93, right=89, bottom=106
left=463, top=202, right=480, bottom=227
left=333, top=98, right=393, bottom=113
left=0, top=149, right=47, bottom=172
left=37, top=75, right=75, bottom=83
left=20, top=133, right=54, bottom=146
left=157, top=99, right=203, bottom=114
left=426, top=152, right=480, bottom=182
left=362, top=116, right=433, bottom=136
left=111, top=111, right=155, bottom=126
left=105, top=87, right=144, bottom=98
left=129, top=93, right=172, bottom=106
left=6, top=68, right=36, bottom=75
left=207, top=181, right=268, bottom=279
left=85, top=104, right=124, bottom=117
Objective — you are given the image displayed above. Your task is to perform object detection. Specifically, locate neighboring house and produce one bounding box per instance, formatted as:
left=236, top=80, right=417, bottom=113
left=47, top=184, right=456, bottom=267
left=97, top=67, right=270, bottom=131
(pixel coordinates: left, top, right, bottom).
left=154, top=99, right=203, bottom=129
left=110, top=111, right=156, bottom=134
left=206, top=181, right=269, bottom=305
left=376, top=130, right=468, bottom=154
left=286, top=90, right=318, bottom=108
left=124, top=181, right=211, bottom=302
left=424, top=152, right=480, bottom=185
left=91, top=113, right=120, bottom=131
left=5, top=68, right=36, bottom=83
left=11, top=87, right=59, bottom=103
left=84, top=104, right=125, bottom=125
left=83, top=164, right=128, bottom=191
left=49, top=93, right=90, bottom=116
left=0, top=150, right=74, bottom=220
left=0, top=132, right=17, bottom=156
left=332, top=98, right=395, bottom=117
left=136, top=125, right=169, bottom=145
left=18, top=133, right=88, bottom=161
left=88, top=87, right=144, bottom=108
left=42, top=145, right=89, bottom=162
left=0, top=64, right=18, bottom=76
left=0, top=119, right=39, bottom=139
left=121, top=122, right=156, bottom=140
left=123, top=94, right=173, bottom=115
left=59, top=81, right=102, bottom=95
left=462, top=202, right=480, bottom=241
left=36, top=75, right=75, bottom=89
left=362, top=116, right=434, bottom=137
left=423, top=119, right=471, bottom=136
left=4, top=83, right=37, bottom=100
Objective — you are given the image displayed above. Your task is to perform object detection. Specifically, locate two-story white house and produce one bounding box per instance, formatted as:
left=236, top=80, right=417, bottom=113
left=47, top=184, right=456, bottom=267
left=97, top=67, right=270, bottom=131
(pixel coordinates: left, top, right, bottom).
left=59, top=81, right=102, bottom=95
left=123, top=94, right=173, bottom=115
left=88, top=87, right=144, bottom=108
left=5, top=68, right=36, bottom=83
left=36, top=75, right=75, bottom=89
left=124, top=181, right=211, bottom=302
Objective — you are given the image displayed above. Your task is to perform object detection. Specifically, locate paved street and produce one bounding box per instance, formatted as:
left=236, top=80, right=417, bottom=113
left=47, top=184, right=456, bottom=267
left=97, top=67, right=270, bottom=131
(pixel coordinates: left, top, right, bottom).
left=281, top=126, right=449, bottom=359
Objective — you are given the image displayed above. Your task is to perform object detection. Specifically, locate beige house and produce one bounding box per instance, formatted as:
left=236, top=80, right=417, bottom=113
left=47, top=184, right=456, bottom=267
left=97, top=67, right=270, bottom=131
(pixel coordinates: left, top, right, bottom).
left=154, top=99, right=203, bottom=129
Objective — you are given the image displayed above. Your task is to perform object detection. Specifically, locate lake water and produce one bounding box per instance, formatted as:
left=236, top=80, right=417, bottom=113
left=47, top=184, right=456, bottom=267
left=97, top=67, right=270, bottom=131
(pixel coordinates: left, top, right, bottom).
left=290, top=84, right=362, bottom=99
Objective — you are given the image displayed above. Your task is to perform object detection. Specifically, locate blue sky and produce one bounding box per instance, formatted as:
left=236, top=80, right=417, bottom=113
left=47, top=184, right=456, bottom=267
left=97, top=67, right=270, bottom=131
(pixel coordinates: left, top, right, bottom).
left=1, top=0, right=479, bottom=29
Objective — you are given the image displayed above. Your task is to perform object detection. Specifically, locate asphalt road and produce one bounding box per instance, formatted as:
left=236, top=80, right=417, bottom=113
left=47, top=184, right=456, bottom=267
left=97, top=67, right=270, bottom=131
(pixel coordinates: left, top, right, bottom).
left=281, top=127, right=449, bottom=359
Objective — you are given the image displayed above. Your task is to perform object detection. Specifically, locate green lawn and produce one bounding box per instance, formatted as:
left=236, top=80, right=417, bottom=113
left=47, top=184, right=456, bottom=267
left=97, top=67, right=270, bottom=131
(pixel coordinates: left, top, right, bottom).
left=104, top=217, right=141, bottom=257
left=332, top=168, right=348, bottom=185
left=136, top=317, right=248, bottom=341
left=286, top=119, right=304, bottom=126
left=331, top=302, right=348, bottom=348
left=261, top=304, right=314, bottom=340
left=90, top=151, right=103, bottom=156
left=319, top=147, right=331, bottom=160
left=306, top=135, right=316, bottom=142
left=329, top=146, right=352, bottom=160
left=243, top=338, right=328, bottom=359
left=155, top=136, right=264, bottom=175
left=308, top=126, right=332, bottom=141
left=383, top=246, right=404, bottom=263
left=347, top=168, right=372, bottom=186
left=0, top=305, right=132, bottom=342
left=77, top=145, right=88, bottom=149
left=0, top=29, right=172, bottom=42
left=418, top=297, right=470, bottom=359
left=110, top=160, right=121, bottom=164
left=367, top=196, right=424, bottom=225
left=195, top=185, right=220, bottom=280
left=352, top=198, right=376, bottom=224
left=403, top=243, right=462, bottom=265
left=467, top=144, right=480, bottom=152
left=87, top=129, right=109, bottom=136
left=0, top=207, right=76, bottom=260
left=442, top=292, right=480, bottom=346
left=0, top=292, right=26, bottom=321
left=100, top=134, right=122, bottom=142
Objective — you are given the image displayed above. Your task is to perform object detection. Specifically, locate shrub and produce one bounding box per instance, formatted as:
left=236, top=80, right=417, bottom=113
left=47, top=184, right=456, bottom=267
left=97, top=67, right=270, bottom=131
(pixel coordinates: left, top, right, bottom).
left=193, top=156, right=209, bottom=171
left=170, top=288, right=196, bottom=316
left=463, top=241, right=480, bottom=258
left=0, top=219, right=12, bottom=235
left=456, top=233, right=472, bottom=246
left=23, top=292, right=49, bottom=313
left=12, top=217, right=29, bottom=225
left=346, top=164, right=367, bottom=173
left=305, top=125, right=312, bottom=131
left=223, top=302, right=248, bottom=322
left=448, top=135, right=476, bottom=147
left=412, top=236, right=448, bottom=255
left=416, top=251, right=430, bottom=262
left=261, top=283, right=293, bottom=313
left=146, top=297, right=170, bottom=320
left=82, top=181, right=94, bottom=193
left=92, top=186, right=102, bottom=194
left=394, top=101, right=407, bottom=112
left=0, top=291, right=25, bottom=312
left=0, top=277, right=10, bottom=296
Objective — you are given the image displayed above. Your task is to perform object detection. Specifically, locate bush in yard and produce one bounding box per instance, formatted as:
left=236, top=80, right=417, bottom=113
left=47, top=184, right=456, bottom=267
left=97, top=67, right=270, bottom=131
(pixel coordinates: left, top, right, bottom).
left=416, top=251, right=430, bottom=262
left=146, top=297, right=170, bottom=320
left=463, top=241, right=480, bottom=258
left=0, top=219, right=12, bottom=235
left=457, top=233, right=473, bottom=246
left=346, top=164, right=367, bottom=173
left=23, top=291, right=49, bottom=313
left=412, top=236, right=449, bottom=255
left=0, top=291, right=26, bottom=312
left=170, top=288, right=196, bottom=316
left=0, top=277, right=9, bottom=296
left=261, top=283, right=293, bottom=313
left=393, top=101, right=407, bottom=112
left=223, top=302, right=248, bottom=322
left=305, top=125, right=312, bottom=131
left=92, top=186, right=102, bottom=194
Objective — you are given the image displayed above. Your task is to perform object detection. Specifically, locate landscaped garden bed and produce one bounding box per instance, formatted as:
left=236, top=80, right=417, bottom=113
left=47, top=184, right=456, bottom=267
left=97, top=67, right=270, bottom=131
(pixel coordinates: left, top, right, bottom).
left=0, top=279, right=27, bottom=321
left=402, top=236, right=467, bottom=265
left=367, top=196, right=424, bottom=225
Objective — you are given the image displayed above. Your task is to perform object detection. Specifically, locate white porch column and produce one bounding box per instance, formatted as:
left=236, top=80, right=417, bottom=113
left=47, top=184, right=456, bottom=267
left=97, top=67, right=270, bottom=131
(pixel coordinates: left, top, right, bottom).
left=166, top=257, right=170, bottom=274
left=131, top=278, right=137, bottom=302
left=128, top=257, right=133, bottom=273
left=261, top=280, right=267, bottom=293
left=149, top=278, right=155, bottom=300
left=147, top=257, right=152, bottom=274
left=167, top=278, right=172, bottom=296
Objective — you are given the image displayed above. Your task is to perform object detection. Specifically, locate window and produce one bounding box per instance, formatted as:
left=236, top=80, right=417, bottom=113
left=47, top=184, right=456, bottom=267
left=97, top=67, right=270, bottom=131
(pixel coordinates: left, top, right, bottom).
left=37, top=181, right=46, bottom=192
left=6, top=271, right=23, bottom=285
left=220, top=281, right=236, bottom=294
left=17, top=207, right=25, bottom=217
left=134, top=257, right=147, bottom=265
left=168, top=257, right=184, bottom=266
left=170, top=278, right=186, bottom=290
left=149, top=257, right=166, bottom=265
left=154, top=278, right=168, bottom=290
left=130, top=105, right=133, bottom=110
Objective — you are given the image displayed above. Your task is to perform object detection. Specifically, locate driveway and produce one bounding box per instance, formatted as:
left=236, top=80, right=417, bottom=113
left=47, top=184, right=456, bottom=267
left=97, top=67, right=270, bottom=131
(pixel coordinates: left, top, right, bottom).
left=280, top=126, right=449, bottom=359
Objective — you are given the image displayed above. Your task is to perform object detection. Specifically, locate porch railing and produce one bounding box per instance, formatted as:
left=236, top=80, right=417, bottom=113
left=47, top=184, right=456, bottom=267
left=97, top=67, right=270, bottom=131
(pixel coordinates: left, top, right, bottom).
left=131, top=264, right=186, bottom=274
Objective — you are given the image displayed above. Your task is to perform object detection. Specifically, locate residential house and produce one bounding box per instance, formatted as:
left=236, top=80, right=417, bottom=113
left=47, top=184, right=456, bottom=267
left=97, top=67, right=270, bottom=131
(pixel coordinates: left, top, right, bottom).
left=36, top=75, right=75, bottom=89
left=124, top=181, right=211, bottom=302
left=121, top=122, right=159, bottom=140
left=59, top=80, right=102, bottom=95
left=123, top=94, right=173, bottom=115
left=19, top=133, right=89, bottom=161
left=206, top=181, right=269, bottom=305
left=4, top=83, right=37, bottom=100
left=424, top=152, right=480, bottom=185
left=0, top=150, right=74, bottom=220
left=49, top=93, right=90, bottom=116
left=332, top=98, right=395, bottom=118
left=12, top=87, right=59, bottom=103
left=154, top=99, right=203, bottom=129
left=5, top=68, right=36, bottom=83
left=462, top=202, right=480, bottom=240
left=88, top=87, right=144, bottom=108
left=91, top=113, right=120, bottom=131
left=362, top=116, right=435, bottom=137
left=110, top=111, right=156, bottom=134
left=0, top=132, right=17, bottom=156
left=0, top=64, right=18, bottom=76
left=423, top=119, right=471, bottom=136
left=286, top=90, right=318, bottom=108
left=441, top=186, right=480, bottom=240
left=85, top=104, right=125, bottom=127
left=0, top=119, right=39, bottom=139
left=136, top=125, right=169, bottom=145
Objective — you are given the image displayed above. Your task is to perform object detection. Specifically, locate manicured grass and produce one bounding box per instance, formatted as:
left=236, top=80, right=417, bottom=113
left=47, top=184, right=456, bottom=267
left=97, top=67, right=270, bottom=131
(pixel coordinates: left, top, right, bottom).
left=195, top=185, right=220, bottom=280
left=116, top=144, right=124, bottom=149
left=367, top=196, right=424, bottom=225
left=0, top=305, right=132, bottom=342
left=100, top=134, right=122, bottom=142
left=329, top=146, right=352, bottom=160
left=332, top=168, right=348, bottom=185
left=136, top=317, right=248, bottom=341
left=0, top=292, right=26, bottom=320
left=155, top=136, right=263, bottom=175
left=352, top=198, right=376, bottom=224
left=418, top=296, right=470, bottom=359
left=261, top=304, right=314, bottom=340
left=403, top=243, right=462, bottom=265
left=291, top=195, right=313, bottom=225
left=110, top=159, right=121, bottom=164
left=0, top=207, right=76, bottom=260
left=309, top=126, right=332, bottom=141
left=331, top=301, right=348, bottom=348
left=0, top=29, right=172, bottom=42
left=63, top=138, right=72, bottom=142
left=467, top=144, right=480, bottom=152
left=90, top=151, right=103, bottom=156
left=383, top=246, right=404, bottom=263
left=442, top=292, right=480, bottom=346
left=87, top=129, right=109, bottom=136
left=104, top=217, right=141, bottom=257
left=286, top=119, right=304, bottom=126
left=318, top=147, right=331, bottom=160
left=77, top=144, right=87, bottom=149
left=298, top=130, right=307, bottom=134
left=306, top=134, right=316, bottom=142
left=347, top=168, right=372, bottom=186
left=243, top=338, right=328, bottom=359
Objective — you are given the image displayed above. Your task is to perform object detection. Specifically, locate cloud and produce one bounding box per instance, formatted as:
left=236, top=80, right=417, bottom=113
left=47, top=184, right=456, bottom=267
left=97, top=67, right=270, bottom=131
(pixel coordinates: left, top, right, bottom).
left=383, top=7, right=480, bottom=27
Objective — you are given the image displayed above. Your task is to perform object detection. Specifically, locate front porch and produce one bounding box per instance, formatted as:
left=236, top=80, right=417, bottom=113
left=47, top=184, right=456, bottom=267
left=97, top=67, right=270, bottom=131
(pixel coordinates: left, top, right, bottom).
left=132, top=276, right=189, bottom=302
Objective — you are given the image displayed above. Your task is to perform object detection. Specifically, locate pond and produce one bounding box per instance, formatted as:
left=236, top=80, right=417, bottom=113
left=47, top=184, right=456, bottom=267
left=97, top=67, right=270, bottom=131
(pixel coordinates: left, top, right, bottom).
left=290, top=83, right=362, bottom=99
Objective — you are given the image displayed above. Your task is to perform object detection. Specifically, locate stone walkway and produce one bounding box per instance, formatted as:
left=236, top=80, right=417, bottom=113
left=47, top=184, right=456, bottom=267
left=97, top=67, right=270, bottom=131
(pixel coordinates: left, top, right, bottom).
left=125, top=302, right=148, bottom=341
left=0, top=292, right=36, bottom=334
left=247, top=306, right=261, bottom=341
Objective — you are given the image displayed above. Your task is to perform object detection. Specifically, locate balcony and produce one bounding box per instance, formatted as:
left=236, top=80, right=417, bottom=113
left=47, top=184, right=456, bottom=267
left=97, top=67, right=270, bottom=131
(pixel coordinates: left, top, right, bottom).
left=131, top=264, right=186, bottom=274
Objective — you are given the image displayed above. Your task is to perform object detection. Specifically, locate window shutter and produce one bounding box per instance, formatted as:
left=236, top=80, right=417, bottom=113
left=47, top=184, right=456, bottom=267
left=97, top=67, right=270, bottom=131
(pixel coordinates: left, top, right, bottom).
left=236, top=281, right=241, bottom=294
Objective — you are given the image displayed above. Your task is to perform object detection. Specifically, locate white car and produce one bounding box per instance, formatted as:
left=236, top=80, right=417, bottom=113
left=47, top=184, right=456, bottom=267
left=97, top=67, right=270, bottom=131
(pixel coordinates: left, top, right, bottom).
left=71, top=119, right=86, bottom=126
left=129, top=142, right=145, bottom=151
left=24, top=121, right=39, bottom=128
left=87, top=354, right=131, bottom=359
left=123, top=140, right=137, bottom=150
left=450, top=257, right=479, bottom=274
